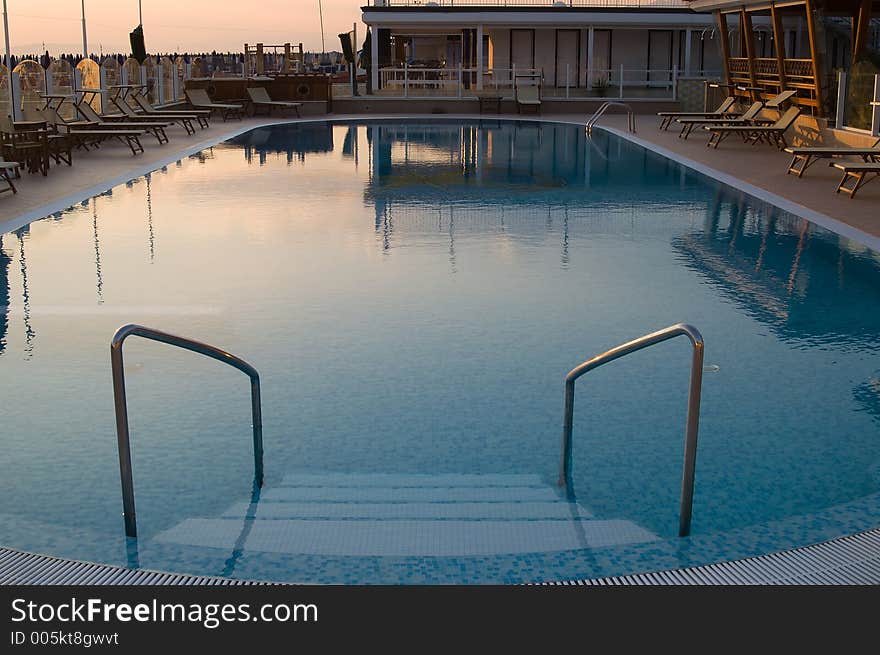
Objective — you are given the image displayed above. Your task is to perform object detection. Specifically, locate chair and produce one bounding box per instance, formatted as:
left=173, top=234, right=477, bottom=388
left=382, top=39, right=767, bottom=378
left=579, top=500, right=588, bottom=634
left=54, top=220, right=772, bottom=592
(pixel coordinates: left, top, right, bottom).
left=830, top=161, right=880, bottom=198
left=246, top=87, right=302, bottom=117
left=657, top=97, right=736, bottom=131
left=514, top=76, right=542, bottom=115
left=784, top=137, right=880, bottom=177
left=132, top=92, right=210, bottom=129
left=185, top=88, right=243, bottom=121
left=676, top=101, right=769, bottom=140
left=0, top=116, right=49, bottom=176
left=76, top=100, right=170, bottom=145
left=703, top=106, right=801, bottom=150
left=109, top=94, right=195, bottom=136
left=0, top=156, right=20, bottom=195
left=41, top=107, right=145, bottom=157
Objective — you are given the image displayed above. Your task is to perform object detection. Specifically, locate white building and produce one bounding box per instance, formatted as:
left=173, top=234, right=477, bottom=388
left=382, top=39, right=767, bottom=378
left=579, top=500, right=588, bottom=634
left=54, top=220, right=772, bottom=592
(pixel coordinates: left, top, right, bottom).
left=360, top=0, right=723, bottom=98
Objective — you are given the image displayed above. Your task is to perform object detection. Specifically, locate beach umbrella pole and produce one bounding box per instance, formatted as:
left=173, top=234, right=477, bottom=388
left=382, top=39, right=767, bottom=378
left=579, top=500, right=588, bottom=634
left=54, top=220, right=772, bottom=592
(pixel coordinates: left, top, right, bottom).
left=3, top=0, right=13, bottom=119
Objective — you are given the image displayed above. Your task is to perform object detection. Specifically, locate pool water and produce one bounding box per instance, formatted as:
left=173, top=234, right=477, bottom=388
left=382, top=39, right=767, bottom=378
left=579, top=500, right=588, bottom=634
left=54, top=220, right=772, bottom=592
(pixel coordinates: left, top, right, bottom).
left=1, top=120, right=878, bottom=583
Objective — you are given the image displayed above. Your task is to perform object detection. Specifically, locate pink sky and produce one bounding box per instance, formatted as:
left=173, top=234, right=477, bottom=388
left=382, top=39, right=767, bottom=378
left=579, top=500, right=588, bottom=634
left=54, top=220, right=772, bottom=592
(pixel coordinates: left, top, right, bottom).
left=5, top=0, right=367, bottom=55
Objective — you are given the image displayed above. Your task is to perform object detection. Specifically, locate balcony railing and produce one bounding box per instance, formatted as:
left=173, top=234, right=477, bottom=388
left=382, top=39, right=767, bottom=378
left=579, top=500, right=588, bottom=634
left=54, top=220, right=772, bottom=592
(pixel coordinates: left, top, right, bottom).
left=370, top=0, right=692, bottom=7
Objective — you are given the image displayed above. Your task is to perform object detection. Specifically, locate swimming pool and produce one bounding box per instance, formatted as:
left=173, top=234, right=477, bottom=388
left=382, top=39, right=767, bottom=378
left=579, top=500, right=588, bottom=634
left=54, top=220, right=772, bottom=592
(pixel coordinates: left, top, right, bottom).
left=1, top=119, right=878, bottom=583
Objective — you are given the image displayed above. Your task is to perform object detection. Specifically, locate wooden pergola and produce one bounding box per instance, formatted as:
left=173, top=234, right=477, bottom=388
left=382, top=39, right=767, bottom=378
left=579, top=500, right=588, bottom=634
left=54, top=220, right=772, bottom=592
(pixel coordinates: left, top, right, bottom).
left=693, top=0, right=879, bottom=118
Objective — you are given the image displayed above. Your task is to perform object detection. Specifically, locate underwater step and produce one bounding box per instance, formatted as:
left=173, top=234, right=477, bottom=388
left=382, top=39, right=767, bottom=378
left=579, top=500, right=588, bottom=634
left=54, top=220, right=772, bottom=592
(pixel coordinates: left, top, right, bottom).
left=154, top=518, right=658, bottom=556
left=153, top=472, right=658, bottom=557
left=219, top=500, right=596, bottom=520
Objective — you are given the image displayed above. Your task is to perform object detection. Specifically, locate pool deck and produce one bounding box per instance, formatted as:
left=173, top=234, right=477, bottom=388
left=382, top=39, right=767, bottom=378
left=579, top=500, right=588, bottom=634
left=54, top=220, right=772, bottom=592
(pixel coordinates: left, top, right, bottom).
left=2, top=112, right=878, bottom=250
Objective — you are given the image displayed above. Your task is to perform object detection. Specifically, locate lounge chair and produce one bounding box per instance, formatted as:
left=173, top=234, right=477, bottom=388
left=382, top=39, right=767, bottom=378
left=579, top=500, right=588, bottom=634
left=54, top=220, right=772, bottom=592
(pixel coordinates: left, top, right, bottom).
left=76, top=100, right=169, bottom=145
left=186, top=88, right=243, bottom=121
left=784, top=137, right=880, bottom=177
left=246, top=87, right=302, bottom=117
left=132, top=92, right=210, bottom=129
left=40, top=107, right=145, bottom=157
left=830, top=161, right=880, bottom=198
left=676, top=101, right=769, bottom=139
left=703, top=106, right=801, bottom=150
left=109, top=94, right=196, bottom=136
left=514, top=81, right=541, bottom=115
left=658, top=96, right=736, bottom=131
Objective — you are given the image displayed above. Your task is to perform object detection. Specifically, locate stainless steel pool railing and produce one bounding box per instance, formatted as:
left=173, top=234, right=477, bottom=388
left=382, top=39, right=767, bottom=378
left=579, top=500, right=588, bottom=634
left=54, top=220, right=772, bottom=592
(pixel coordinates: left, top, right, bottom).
left=586, top=101, right=636, bottom=134
left=111, top=324, right=264, bottom=538
left=558, top=324, right=704, bottom=537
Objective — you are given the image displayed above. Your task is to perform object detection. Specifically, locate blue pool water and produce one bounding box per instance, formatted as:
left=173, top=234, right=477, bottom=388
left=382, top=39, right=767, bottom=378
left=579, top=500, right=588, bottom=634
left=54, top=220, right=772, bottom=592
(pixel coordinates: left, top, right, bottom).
left=1, top=120, right=878, bottom=583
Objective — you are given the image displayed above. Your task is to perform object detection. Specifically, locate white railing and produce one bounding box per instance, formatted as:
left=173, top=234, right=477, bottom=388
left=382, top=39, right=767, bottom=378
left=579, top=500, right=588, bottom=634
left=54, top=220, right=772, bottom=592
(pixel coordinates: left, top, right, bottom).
left=371, top=0, right=691, bottom=7
left=376, top=65, right=699, bottom=100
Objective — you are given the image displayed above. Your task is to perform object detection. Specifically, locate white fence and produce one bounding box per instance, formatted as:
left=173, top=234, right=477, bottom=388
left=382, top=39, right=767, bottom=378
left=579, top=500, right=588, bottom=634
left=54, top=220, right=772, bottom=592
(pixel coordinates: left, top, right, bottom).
left=375, top=65, right=715, bottom=100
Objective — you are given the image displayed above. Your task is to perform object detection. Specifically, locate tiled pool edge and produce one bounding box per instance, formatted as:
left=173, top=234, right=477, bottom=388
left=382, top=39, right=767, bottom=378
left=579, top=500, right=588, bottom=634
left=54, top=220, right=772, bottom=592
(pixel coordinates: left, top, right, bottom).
left=3, top=526, right=879, bottom=585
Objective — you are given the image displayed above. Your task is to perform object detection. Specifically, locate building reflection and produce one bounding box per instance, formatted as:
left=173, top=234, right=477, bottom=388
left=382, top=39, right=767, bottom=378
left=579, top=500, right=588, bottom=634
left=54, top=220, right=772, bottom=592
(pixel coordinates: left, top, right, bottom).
left=363, top=121, right=705, bottom=262
left=233, top=123, right=335, bottom=165
left=0, top=235, right=9, bottom=355
left=673, top=188, right=880, bottom=349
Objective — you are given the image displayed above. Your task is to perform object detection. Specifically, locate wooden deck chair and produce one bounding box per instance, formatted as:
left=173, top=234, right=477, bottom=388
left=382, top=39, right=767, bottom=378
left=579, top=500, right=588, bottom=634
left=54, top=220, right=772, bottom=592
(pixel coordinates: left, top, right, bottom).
left=763, top=89, right=797, bottom=111
left=784, top=137, right=880, bottom=177
left=109, top=94, right=196, bottom=136
left=676, top=101, right=768, bottom=140
left=76, top=100, right=169, bottom=145
left=703, top=106, right=801, bottom=150
left=41, top=107, right=145, bottom=156
left=515, top=79, right=542, bottom=115
left=132, top=92, right=210, bottom=129
left=185, top=88, right=243, bottom=121
left=830, top=161, right=880, bottom=198
left=246, top=87, right=302, bottom=117
left=657, top=96, right=736, bottom=131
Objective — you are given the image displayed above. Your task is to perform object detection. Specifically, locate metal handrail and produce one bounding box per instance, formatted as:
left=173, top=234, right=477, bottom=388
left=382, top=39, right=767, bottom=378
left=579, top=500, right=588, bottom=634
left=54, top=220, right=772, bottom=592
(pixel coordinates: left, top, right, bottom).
left=558, top=324, right=704, bottom=537
left=586, top=101, right=636, bottom=134
left=111, top=324, right=264, bottom=538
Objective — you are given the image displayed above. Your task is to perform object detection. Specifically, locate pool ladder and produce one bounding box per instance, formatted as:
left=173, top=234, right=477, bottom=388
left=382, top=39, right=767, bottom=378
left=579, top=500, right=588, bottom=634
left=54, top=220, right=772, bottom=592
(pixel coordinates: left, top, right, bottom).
left=558, top=324, right=704, bottom=537
left=586, top=101, right=637, bottom=135
left=111, top=324, right=264, bottom=538
left=109, top=323, right=703, bottom=539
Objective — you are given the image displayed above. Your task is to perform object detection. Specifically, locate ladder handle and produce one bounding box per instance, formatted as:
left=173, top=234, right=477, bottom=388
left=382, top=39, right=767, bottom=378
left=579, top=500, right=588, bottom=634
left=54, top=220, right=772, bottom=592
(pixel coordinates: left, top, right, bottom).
left=558, top=323, right=704, bottom=537
left=586, top=101, right=637, bottom=134
left=111, top=324, right=264, bottom=538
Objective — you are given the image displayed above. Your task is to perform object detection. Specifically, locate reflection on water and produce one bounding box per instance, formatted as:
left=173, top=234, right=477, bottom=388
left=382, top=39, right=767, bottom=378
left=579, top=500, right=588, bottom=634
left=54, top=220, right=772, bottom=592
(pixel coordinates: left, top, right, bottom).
left=673, top=188, right=880, bottom=349
left=0, top=236, right=8, bottom=355
left=1, top=120, right=879, bottom=583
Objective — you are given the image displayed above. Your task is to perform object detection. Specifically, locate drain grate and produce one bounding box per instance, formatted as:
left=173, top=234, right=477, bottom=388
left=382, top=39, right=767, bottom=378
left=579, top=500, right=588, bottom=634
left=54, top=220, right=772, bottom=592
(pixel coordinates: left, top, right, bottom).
left=2, top=528, right=879, bottom=585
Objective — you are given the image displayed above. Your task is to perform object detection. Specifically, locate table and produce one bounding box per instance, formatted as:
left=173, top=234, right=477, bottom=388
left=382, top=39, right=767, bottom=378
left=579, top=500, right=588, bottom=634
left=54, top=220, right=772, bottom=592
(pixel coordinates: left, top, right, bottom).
left=478, top=95, right=502, bottom=114
left=39, top=93, right=76, bottom=114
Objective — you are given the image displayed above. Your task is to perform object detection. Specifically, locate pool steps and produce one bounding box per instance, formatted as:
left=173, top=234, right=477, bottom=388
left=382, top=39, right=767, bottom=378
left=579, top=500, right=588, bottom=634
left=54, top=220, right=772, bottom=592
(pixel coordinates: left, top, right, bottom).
left=153, top=473, right=660, bottom=557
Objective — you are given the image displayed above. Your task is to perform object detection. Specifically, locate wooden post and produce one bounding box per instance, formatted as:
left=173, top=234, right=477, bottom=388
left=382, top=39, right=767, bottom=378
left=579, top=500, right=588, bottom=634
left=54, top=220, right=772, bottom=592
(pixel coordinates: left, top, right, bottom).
left=256, top=43, right=264, bottom=74
left=283, top=43, right=291, bottom=73
left=804, top=0, right=825, bottom=117
left=715, top=10, right=731, bottom=86
left=851, top=0, right=871, bottom=68
left=770, top=2, right=787, bottom=91
left=741, top=8, right=758, bottom=90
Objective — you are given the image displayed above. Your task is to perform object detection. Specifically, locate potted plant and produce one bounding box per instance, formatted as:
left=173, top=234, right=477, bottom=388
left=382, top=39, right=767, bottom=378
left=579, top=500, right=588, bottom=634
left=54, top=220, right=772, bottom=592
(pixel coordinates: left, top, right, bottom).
left=592, top=73, right=609, bottom=97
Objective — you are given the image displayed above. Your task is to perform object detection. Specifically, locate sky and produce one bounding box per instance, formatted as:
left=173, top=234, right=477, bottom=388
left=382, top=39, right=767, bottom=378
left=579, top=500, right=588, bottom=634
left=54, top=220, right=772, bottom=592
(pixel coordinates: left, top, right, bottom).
left=4, top=0, right=367, bottom=56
